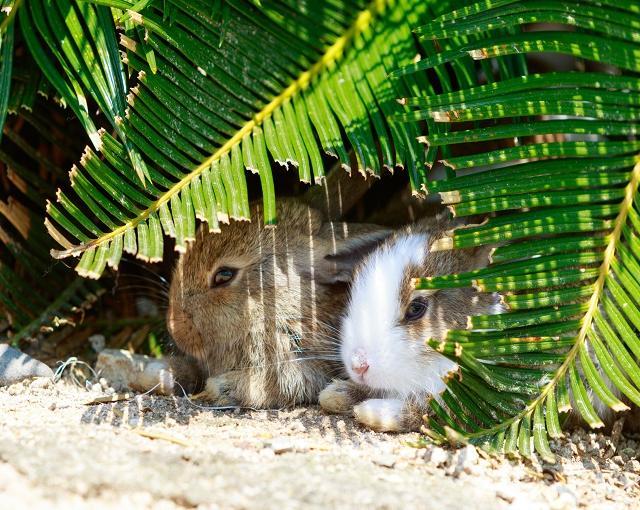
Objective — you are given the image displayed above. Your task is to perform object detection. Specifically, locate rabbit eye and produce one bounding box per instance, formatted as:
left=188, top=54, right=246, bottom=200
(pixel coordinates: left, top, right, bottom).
left=404, top=298, right=428, bottom=322
left=211, top=267, right=236, bottom=287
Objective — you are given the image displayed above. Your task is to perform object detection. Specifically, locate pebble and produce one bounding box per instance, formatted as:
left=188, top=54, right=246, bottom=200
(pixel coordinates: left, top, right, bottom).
left=616, top=472, right=629, bottom=487
left=495, top=488, right=515, bottom=503
left=625, top=459, right=640, bottom=473
left=612, top=455, right=624, bottom=466
left=7, top=384, right=23, bottom=396
left=426, top=446, right=450, bottom=467
left=549, top=486, right=578, bottom=510
left=95, top=349, right=173, bottom=394
left=289, top=420, right=306, bottom=433
left=621, top=447, right=635, bottom=458
left=372, top=455, right=396, bottom=469
left=88, top=334, right=106, bottom=353
left=268, top=439, right=294, bottom=454
left=454, top=444, right=479, bottom=476
left=29, top=377, right=51, bottom=390
left=0, top=345, right=53, bottom=386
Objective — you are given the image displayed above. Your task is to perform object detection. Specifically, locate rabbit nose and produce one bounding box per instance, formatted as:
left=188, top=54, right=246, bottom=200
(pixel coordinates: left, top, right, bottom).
left=351, top=349, right=369, bottom=376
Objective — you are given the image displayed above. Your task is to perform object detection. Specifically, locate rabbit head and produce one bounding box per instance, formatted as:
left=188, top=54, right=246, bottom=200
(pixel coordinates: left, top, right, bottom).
left=340, top=214, right=501, bottom=399
left=167, top=198, right=389, bottom=407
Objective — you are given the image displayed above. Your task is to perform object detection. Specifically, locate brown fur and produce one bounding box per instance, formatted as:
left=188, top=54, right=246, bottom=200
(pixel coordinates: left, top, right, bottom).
left=167, top=199, right=389, bottom=407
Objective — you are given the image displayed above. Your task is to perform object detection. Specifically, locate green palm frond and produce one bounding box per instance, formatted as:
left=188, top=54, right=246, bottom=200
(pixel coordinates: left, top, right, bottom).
left=40, top=0, right=455, bottom=277
left=18, top=0, right=149, bottom=180
left=396, top=0, right=640, bottom=462
left=5, top=0, right=638, bottom=462
left=0, top=14, right=13, bottom=142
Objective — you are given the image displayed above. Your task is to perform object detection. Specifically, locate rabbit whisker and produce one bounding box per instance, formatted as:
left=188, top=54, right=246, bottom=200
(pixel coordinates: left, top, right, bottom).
left=120, top=258, right=170, bottom=286
left=117, top=273, right=170, bottom=289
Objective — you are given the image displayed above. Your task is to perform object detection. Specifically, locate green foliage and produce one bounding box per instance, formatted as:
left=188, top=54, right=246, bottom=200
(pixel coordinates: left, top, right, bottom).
left=401, top=0, right=640, bottom=462
left=41, top=0, right=449, bottom=277
left=0, top=0, right=638, bottom=463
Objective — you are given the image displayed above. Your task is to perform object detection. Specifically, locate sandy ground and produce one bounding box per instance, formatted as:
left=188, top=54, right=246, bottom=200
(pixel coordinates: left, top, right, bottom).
left=0, top=379, right=638, bottom=510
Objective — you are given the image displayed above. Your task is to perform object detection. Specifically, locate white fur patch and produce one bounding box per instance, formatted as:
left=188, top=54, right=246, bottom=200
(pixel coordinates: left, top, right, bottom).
left=490, top=292, right=506, bottom=315
left=342, top=233, right=459, bottom=398
left=353, top=398, right=404, bottom=432
left=344, top=233, right=427, bottom=341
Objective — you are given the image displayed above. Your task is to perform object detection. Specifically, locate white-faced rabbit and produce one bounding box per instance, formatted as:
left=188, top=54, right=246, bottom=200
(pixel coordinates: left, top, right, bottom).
left=167, top=198, right=390, bottom=407
left=319, top=213, right=502, bottom=431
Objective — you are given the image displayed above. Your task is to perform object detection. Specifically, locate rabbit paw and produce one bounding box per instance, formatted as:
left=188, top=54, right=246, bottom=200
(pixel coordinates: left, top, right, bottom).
left=319, top=379, right=362, bottom=414
left=202, top=373, right=238, bottom=406
left=353, top=398, right=406, bottom=432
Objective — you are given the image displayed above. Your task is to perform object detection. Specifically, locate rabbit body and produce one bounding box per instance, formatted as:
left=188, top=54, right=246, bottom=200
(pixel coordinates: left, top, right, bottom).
left=320, top=214, right=502, bottom=431
left=167, top=199, right=389, bottom=408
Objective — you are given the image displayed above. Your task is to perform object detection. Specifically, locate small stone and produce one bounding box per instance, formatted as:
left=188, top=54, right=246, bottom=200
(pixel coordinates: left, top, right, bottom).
left=453, top=445, right=479, bottom=477
left=625, top=459, right=640, bottom=473
left=426, top=446, right=449, bottom=467
left=372, top=455, right=396, bottom=469
left=99, top=377, right=109, bottom=389
left=615, top=472, right=633, bottom=490
left=48, top=402, right=57, bottom=411
left=95, top=349, right=173, bottom=394
left=289, top=420, right=306, bottom=433
left=495, top=489, right=515, bottom=503
left=269, top=439, right=294, bottom=454
left=612, top=455, right=625, bottom=466
left=549, top=486, right=578, bottom=510
left=397, top=446, right=420, bottom=460
left=0, top=345, right=53, bottom=386
left=29, top=377, right=51, bottom=390
left=88, top=334, right=106, bottom=353
left=621, top=447, right=635, bottom=458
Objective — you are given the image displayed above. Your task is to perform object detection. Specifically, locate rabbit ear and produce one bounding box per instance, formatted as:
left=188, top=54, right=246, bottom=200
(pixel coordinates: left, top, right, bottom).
left=312, top=223, right=392, bottom=284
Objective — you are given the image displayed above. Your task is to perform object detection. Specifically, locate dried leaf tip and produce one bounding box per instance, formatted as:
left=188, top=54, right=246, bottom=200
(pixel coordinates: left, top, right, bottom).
left=431, top=111, right=450, bottom=122
left=430, top=237, right=453, bottom=252
left=468, top=48, right=489, bottom=60
left=440, top=190, right=461, bottom=205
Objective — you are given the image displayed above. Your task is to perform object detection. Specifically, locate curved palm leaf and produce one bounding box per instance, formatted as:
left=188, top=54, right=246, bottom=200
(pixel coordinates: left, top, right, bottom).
left=0, top=11, right=14, bottom=142
left=41, top=0, right=458, bottom=278
left=18, top=0, right=148, bottom=180
left=396, top=0, right=640, bottom=462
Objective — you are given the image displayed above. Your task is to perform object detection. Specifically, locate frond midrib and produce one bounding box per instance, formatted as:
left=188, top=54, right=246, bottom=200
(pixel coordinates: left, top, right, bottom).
left=50, top=0, right=387, bottom=259
left=463, top=158, right=640, bottom=441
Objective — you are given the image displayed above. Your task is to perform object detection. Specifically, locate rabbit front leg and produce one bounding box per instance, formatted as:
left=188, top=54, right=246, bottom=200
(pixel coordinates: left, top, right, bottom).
left=201, top=371, right=242, bottom=406
left=353, top=398, right=405, bottom=432
left=319, top=379, right=371, bottom=414
left=354, top=397, right=427, bottom=432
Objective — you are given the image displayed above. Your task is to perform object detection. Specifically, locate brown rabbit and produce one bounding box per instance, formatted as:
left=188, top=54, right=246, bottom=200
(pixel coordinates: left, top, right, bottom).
left=167, top=198, right=390, bottom=408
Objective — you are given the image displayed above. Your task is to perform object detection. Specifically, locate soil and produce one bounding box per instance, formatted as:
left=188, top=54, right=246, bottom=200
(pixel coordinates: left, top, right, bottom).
left=1, top=378, right=638, bottom=509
